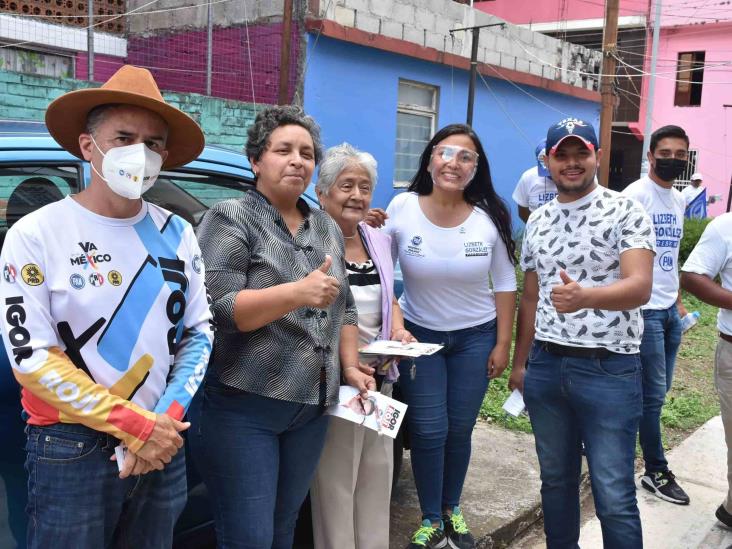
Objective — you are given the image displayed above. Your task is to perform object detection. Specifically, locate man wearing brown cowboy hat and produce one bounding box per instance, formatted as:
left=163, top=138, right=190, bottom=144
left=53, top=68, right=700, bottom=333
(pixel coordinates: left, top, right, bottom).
left=0, top=65, right=214, bottom=548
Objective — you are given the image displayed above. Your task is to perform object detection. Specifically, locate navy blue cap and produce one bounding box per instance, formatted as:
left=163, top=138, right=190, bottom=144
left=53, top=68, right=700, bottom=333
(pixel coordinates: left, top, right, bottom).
left=535, top=138, right=549, bottom=177
left=546, top=118, right=599, bottom=155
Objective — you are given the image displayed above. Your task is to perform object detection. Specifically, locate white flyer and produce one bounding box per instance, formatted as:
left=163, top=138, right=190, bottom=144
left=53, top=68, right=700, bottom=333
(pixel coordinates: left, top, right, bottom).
left=359, top=340, right=443, bottom=358
left=502, top=389, right=526, bottom=417
left=326, top=385, right=408, bottom=439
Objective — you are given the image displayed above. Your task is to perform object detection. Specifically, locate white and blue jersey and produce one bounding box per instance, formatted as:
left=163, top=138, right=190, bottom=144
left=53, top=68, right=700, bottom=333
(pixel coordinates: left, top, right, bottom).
left=0, top=196, right=213, bottom=453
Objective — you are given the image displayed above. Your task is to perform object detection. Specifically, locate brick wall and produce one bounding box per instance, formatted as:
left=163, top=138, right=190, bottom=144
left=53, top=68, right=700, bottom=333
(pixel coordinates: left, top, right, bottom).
left=0, top=69, right=256, bottom=151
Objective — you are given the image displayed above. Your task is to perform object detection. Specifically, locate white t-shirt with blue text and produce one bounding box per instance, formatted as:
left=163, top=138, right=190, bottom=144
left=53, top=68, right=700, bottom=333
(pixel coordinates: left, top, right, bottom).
left=512, top=166, right=557, bottom=213
left=623, top=176, right=685, bottom=310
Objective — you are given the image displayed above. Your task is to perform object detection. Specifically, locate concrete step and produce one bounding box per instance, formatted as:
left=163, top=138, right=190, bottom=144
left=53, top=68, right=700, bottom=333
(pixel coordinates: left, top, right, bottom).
left=389, top=421, right=543, bottom=548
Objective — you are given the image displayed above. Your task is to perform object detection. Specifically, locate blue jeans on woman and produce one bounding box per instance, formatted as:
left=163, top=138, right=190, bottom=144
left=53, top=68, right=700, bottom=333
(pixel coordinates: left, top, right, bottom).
left=398, top=318, right=496, bottom=522
left=524, top=341, right=643, bottom=549
left=24, top=422, right=186, bottom=549
left=639, top=306, right=682, bottom=474
left=187, top=379, right=330, bottom=548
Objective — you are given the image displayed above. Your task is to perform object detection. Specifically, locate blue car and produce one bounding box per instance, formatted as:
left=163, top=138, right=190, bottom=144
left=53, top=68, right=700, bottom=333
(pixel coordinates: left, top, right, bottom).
left=0, top=119, right=265, bottom=549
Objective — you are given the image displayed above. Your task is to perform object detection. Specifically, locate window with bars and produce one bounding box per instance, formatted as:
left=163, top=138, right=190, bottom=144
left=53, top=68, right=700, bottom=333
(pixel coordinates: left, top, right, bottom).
left=393, top=79, right=438, bottom=187
left=674, top=51, right=705, bottom=107
left=673, top=149, right=699, bottom=191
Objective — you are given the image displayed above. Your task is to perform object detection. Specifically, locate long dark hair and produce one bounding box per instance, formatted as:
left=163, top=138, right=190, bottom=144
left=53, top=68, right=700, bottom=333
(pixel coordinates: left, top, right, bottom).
left=408, top=124, right=516, bottom=263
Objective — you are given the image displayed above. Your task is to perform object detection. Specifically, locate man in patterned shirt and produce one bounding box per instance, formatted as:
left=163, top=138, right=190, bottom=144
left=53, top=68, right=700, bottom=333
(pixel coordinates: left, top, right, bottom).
left=509, top=118, right=655, bottom=548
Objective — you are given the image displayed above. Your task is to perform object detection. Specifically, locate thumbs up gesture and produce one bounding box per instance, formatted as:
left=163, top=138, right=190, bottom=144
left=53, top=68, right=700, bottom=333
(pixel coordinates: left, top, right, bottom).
left=298, top=254, right=341, bottom=309
left=550, top=270, right=586, bottom=313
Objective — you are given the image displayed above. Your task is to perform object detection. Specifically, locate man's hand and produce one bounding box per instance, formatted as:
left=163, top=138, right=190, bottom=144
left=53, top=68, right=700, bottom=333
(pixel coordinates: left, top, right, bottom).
left=487, top=343, right=510, bottom=379
left=551, top=270, right=586, bottom=313
left=364, top=208, right=388, bottom=228
left=115, top=451, right=158, bottom=479
left=677, top=302, right=689, bottom=318
left=508, top=364, right=526, bottom=393
left=343, top=367, right=376, bottom=398
left=297, top=255, right=341, bottom=309
left=136, top=414, right=189, bottom=467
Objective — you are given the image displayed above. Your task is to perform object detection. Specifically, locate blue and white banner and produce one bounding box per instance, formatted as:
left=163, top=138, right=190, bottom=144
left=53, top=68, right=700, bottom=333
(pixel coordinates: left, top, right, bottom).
left=685, top=188, right=707, bottom=219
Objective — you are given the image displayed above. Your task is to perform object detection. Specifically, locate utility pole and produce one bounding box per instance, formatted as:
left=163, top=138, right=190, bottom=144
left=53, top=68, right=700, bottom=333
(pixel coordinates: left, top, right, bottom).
left=598, top=0, right=620, bottom=187
left=448, top=22, right=505, bottom=127
left=640, top=0, right=662, bottom=176
left=278, top=0, right=294, bottom=105
left=87, top=0, right=94, bottom=81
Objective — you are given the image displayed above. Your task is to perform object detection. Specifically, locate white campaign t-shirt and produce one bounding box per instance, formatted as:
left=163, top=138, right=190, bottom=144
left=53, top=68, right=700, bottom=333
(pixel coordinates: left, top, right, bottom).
left=521, top=186, right=655, bottom=354
left=681, top=184, right=704, bottom=207
left=512, top=166, right=558, bottom=212
left=383, top=192, right=517, bottom=331
left=623, top=176, right=685, bottom=310
left=682, top=213, right=732, bottom=336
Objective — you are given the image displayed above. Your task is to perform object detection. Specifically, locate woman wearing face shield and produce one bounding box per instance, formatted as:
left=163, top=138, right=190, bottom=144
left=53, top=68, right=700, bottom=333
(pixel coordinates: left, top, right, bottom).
left=382, top=124, right=517, bottom=549
left=309, top=143, right=414, bottom=549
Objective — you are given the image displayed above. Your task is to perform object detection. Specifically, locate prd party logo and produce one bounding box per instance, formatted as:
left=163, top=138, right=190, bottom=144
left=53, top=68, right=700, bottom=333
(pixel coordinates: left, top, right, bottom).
left=21, top=264, right=44, bottom=286
left=107, top=270, right=123, bottom=286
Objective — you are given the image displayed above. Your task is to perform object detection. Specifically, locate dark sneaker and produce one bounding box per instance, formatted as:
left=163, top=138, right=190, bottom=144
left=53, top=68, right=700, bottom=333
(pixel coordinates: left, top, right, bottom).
left=716, top=504, right=732, bottom=527
left=406, top=519, right=448, bottom=549
left=640, top=470, right=690, bottom=505
left=443, top=506, right=475, bottom=549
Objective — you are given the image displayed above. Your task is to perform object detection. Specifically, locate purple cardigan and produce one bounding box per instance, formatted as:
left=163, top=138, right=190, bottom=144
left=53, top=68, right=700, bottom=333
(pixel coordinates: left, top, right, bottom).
left=358, top=222, right=399, bottom=382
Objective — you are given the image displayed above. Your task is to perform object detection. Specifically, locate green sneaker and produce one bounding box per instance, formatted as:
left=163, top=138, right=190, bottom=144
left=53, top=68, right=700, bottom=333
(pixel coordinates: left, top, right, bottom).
left=443, top=506, right=476, bottom=549
left=406, top=519, right=448, bottom=548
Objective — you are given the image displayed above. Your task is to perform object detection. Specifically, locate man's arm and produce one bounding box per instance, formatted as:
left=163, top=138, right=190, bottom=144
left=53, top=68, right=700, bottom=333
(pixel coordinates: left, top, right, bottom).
left=681, top=272, right=732, bottom=310
left=551, top=248, right=653, bottom=313
left=509, top=271, right=539, bottom=392
left=517, top=206, right=531, bottom=223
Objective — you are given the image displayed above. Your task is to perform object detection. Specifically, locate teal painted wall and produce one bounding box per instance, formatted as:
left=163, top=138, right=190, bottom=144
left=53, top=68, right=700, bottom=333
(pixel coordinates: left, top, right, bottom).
left=0, top=69, right=255, bottom=151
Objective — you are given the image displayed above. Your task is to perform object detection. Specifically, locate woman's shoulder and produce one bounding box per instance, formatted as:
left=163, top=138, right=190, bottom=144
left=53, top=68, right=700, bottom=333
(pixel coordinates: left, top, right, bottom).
left=360, top=222, right=392, bottom=245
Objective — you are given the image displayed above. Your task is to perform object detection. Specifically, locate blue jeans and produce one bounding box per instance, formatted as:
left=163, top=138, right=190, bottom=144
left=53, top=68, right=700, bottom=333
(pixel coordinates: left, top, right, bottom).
left=639, top=306, right=682, bottom=474
left=398, top=318, right=496, bottom=522
left=187, top=380, right=330, bottom=548
left=24, top=422, right=186, bottom=549
left=524, top=342, right=643, bottom=549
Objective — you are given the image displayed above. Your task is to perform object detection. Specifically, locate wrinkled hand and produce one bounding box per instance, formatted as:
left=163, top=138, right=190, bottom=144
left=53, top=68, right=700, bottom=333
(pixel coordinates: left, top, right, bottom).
left=298, top=255, right=340, bottom=309
left=390, top=327, right=417, bottom=344
left=343, top=366, right=376, bottom=398
left=136, top=414, right=188, bottom=468
left=487, top=343, right=510, bottom=379
left=551, top=270, right=586, bottom=313
left=508, top=365, right=526, bottom=393
left=364, top=208, right=388, bottom=228
left=114, top=451, right=156, bottom=479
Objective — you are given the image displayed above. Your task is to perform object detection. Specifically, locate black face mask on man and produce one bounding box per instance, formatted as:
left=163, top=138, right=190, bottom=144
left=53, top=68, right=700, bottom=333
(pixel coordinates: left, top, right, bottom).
left=653, top=157, right=687, bottom=182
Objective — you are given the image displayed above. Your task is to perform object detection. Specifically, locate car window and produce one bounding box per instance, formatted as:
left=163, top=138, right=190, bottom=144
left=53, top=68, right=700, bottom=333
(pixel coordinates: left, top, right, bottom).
left=143, top=170, right=253, bottom=226
left=0, top=165, right=81, bottom=250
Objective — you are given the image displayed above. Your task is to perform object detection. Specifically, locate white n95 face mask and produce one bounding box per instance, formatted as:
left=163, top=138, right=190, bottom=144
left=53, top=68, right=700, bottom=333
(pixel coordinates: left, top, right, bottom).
left=90, top=135, right=164, bottom=200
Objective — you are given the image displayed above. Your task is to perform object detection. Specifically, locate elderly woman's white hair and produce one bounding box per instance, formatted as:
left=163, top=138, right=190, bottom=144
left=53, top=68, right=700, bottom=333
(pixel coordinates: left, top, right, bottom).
left=315, top=142, right=378, bottom=196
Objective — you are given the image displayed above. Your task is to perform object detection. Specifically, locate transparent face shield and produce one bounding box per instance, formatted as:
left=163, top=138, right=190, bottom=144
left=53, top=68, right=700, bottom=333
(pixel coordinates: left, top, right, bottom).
left=430, top=145, right=479, bottom=190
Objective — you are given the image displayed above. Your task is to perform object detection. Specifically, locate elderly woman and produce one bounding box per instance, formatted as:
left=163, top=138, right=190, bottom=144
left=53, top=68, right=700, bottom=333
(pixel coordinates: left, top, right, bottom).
left=309, top=143, right=414, bottom=549
left=188, top=108, right=374, bottom=549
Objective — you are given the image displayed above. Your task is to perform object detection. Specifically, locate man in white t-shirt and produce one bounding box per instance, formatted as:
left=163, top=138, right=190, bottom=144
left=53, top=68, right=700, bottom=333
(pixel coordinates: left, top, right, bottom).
left=510, top=117, right=654, bottom=548
left=682, top=214, right=732, bottom=528
left=512, top=139, right=558, bottom=222
left=681, top=172, right=705, bottom=207
left=622, top=124, right=691, bottom=505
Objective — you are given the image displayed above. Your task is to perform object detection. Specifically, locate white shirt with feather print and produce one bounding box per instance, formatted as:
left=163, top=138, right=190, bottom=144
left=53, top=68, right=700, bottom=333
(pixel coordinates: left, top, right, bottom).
left=520, top=186, right=655, bottom=354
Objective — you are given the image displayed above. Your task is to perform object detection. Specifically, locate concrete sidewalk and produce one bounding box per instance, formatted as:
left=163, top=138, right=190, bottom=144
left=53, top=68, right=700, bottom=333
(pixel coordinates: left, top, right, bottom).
left=578, top=415, right=732, bottom=548
left=389, top=421, right=543, bottom=549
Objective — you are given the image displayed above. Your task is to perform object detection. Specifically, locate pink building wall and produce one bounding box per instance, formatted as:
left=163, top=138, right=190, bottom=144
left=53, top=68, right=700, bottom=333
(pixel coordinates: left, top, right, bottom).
left=474, top=0, right=647, bottom=24
left=642, top=22, right=732, bottom=216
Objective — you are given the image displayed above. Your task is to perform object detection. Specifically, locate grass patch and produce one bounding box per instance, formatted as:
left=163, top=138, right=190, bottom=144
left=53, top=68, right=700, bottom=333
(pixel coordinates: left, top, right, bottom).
left=481, top=286, right=721, bottom=452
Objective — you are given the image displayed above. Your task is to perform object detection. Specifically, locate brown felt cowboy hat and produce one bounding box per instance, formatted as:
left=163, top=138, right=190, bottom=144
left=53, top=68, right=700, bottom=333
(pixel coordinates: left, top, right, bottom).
left=45, top=65, right=204, bottom=169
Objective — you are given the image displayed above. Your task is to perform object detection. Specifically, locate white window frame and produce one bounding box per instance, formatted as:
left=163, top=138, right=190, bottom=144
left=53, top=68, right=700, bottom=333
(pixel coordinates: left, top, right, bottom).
left=393, top=79, right=439, bottom=188
left=673, top=149, right=699, bottom=192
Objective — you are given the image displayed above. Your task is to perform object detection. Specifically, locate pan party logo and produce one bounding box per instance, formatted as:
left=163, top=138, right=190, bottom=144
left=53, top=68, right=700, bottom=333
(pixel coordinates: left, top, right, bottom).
left=21, top=264, right=44, bottom=286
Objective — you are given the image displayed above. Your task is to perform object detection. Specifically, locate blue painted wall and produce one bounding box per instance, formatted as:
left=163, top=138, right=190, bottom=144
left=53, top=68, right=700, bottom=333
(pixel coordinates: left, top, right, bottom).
left=303, top=36, right=601, bottom=227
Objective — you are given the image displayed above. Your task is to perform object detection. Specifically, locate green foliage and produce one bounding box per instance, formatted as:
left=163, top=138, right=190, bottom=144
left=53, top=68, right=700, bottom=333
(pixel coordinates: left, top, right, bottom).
left=679, top=217, right=713, bottom=266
